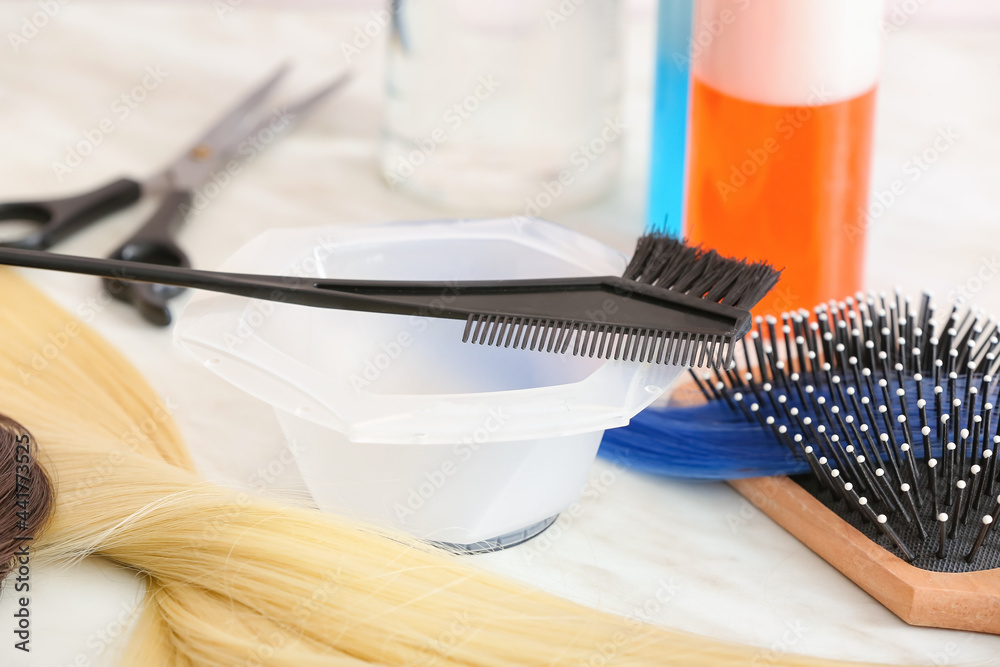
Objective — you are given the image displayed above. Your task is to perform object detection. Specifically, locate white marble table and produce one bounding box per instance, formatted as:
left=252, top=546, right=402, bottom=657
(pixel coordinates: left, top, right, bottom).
left=1, top=2, right=999, bottom=665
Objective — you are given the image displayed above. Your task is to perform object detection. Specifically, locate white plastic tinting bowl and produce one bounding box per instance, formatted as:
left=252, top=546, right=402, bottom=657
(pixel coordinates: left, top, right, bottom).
left=174, top=218, right=680, bottom=548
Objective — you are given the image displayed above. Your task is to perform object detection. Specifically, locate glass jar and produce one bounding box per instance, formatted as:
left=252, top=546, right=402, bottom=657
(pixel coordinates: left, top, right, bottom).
left=380, top=0, right=623, bottom=215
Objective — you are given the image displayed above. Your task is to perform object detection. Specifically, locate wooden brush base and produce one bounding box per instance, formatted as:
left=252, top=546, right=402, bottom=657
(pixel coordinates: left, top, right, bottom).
left=730, top=476, right=1000, bottom=635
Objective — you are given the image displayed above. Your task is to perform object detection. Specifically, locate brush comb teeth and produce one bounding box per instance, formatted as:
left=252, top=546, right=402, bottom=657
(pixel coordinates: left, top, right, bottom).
left=461, top=313, right=735, bottom=366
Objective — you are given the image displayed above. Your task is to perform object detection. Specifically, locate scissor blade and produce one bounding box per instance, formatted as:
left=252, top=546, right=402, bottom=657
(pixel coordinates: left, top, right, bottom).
left=157, top=63, right=290, bottom=192
left=241, top=71, right=352, bottom=145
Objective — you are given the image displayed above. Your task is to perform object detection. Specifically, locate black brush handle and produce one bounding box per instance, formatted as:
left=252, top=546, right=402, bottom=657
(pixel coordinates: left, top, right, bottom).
left=0, top=247, right=433, bottom=316
left=315, top=275, right=750, bottom=333
left=0, top=247, right=751, bottom=339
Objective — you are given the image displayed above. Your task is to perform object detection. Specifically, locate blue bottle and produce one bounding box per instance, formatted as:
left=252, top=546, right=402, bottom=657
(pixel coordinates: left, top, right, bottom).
left=646, top=0, right=692, bottom=237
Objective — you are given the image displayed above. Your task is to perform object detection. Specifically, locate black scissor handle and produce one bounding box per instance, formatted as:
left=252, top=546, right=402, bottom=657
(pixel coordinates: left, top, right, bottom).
left=0, top=178, right=142, bottom=250
left=101, top=190, right=193, bottom=327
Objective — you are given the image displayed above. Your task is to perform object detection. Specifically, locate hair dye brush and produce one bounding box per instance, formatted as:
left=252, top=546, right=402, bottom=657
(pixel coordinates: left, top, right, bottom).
left=0, top=233, right=779, bottom=368
left=602, top=290, right=1000, bottom=634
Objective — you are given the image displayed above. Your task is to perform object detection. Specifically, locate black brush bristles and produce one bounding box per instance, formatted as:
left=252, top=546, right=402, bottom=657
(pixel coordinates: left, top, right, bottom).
left=623, top=233, right=781, bottom=310
left=698, top=289, right=1000, bottom=571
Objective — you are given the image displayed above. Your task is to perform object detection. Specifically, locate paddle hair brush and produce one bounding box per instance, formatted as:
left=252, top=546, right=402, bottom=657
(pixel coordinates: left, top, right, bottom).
left=602, top=290, right=1000, bottom=634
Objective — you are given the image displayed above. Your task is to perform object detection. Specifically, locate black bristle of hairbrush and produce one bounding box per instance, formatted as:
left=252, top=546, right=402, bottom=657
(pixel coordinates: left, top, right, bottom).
left=622, top=233, right=781, bottom=310
left=696, top=289, right=1000, bottom=572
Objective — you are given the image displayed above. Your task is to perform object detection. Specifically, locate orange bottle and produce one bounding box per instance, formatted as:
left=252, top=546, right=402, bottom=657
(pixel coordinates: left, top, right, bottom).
left=685, top=0, right=882, bottom=316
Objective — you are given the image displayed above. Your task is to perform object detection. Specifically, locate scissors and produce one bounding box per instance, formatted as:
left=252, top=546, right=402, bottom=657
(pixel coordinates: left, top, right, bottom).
left=0, top=64, right=350, bottom=326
